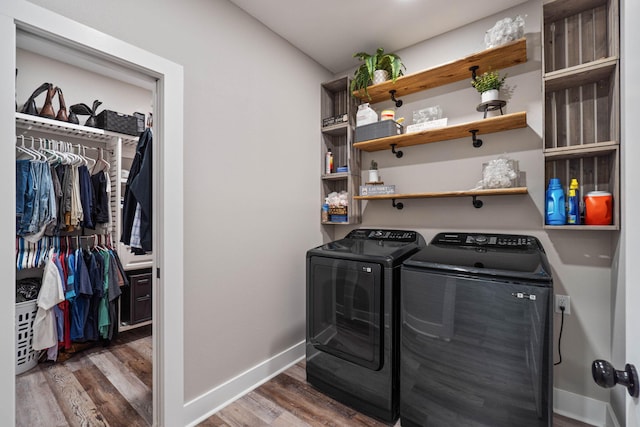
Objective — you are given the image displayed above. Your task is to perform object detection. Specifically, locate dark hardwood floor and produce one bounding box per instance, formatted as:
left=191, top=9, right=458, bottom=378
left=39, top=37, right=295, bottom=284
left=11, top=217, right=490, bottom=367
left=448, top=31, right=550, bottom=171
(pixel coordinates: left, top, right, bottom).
left=16, top=326, right=594, bottom=426
left=15, top=325, right=153, bottom=427
left=201, top=362, right=595, bottom=427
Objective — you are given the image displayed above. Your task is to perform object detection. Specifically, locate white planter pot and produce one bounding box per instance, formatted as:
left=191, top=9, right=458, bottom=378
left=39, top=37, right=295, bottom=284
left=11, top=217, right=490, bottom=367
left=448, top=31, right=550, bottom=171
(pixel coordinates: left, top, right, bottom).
left=373, top=70, right=389, bottom=85
left=481, top=89, right=500, bottom=103
left=368, top=169, right=380, bottom=182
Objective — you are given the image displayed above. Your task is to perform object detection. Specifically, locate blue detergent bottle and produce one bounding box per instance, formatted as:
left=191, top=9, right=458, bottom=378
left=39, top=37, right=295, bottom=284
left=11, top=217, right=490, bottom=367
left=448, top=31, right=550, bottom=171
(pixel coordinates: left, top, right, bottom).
left=546, top=178, right=566, bottom=225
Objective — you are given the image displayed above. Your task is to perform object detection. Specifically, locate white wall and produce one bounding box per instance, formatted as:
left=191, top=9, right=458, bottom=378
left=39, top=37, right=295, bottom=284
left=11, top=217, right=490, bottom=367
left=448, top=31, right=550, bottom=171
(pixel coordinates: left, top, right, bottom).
left=335, top=0, right=613, bottom=404
left=24, top=0, right=330, bottom=405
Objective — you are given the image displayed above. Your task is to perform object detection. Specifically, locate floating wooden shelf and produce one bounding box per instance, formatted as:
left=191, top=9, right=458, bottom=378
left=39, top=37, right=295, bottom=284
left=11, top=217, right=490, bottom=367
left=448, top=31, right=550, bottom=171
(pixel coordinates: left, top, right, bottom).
left=355, top=187, right=528, bottom=209
left=352, top=38, right=527, bottom=104
left=355, top=187, right=528, bottom=200
left=353, top=111, right=527, bottom=152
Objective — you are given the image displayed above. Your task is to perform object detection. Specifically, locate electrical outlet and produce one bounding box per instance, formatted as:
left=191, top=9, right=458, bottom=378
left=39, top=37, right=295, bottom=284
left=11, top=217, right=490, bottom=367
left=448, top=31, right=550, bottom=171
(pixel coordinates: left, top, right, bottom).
left=555, top=294, right=571, bottom=315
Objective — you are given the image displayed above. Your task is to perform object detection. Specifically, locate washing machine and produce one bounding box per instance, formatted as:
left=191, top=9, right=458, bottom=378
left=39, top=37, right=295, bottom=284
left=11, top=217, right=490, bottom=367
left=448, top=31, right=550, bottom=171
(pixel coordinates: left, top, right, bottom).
left=400, top=232, right=553, bottom=427
left=306, top=229, right=426, bottom=423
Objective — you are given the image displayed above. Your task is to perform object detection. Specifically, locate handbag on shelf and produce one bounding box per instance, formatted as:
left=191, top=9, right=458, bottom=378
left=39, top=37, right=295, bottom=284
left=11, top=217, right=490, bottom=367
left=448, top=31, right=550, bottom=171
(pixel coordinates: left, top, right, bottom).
left=21, top=82, right=52, bottom=116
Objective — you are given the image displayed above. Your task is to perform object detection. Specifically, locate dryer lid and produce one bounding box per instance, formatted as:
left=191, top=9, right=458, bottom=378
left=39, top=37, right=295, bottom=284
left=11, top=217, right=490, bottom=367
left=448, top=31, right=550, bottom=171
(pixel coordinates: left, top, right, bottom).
left=403, top=232, right=552, bottom=283
left=307, top=229, right=426, bottom=266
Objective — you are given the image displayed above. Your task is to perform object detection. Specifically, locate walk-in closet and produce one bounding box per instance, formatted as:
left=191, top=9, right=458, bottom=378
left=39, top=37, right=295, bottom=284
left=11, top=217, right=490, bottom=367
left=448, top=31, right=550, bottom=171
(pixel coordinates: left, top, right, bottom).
left=14, top=30, right=155, bottom=425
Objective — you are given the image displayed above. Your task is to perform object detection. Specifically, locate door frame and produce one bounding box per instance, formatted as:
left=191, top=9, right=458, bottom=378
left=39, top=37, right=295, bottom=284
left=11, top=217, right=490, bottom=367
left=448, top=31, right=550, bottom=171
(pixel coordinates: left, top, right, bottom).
left=0, top=1, right=185, bottom=426
left=621, top=0, right=640, bottom=425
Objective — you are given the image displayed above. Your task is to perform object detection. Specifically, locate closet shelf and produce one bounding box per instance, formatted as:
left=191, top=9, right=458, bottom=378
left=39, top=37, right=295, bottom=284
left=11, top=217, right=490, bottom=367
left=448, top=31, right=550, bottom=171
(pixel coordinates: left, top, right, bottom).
left=15, top=112, right=138, bottom=144
left=322, top=172, right=350, bottom=180
left=544, top=57, right=618, bottom=92
left=352, top=38, right=527, bottom=104
left=544, top=141, right=619, bottom=159
left=322, top=122, right=350, bottom=136
left=353, top=111, right=527, bottom=152
left=543, top=0, right=608, bottom=22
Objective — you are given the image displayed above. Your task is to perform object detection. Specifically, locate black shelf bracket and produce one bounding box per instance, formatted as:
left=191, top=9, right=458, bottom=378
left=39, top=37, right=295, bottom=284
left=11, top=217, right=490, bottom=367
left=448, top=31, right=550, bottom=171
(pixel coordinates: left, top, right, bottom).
left=469, top=65, right=479, bottom=80
left=469, top=129, right=483, bottom=148
left=390, top=143, right=404, bottom=158
left=472, top=196, right=484, bottom=208
left=392, top=199, right=404, bottom=210
left=389, top=90, right=403, bottom=107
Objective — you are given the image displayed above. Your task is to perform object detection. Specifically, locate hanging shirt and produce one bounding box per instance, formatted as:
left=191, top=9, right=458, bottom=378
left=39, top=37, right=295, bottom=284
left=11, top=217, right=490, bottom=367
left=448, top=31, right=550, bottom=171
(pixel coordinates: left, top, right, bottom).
left=78, top=165, right=95, bottom=229
left=33, top=249, right=65, bottom=351
left=70, top=248, right=93, bottom=341
left=83, top=250, right=103, bottom=341
left=98, top=249, right=111, bottom=339
left=122, top=128, right=152, bottom=252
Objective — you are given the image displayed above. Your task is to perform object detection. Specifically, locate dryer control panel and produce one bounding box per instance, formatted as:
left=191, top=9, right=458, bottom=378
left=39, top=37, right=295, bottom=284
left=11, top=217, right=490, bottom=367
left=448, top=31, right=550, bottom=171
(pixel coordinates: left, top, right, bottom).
left=347, top=229, right=419, bottom=242
left=432, top=232, right=541, bottom=250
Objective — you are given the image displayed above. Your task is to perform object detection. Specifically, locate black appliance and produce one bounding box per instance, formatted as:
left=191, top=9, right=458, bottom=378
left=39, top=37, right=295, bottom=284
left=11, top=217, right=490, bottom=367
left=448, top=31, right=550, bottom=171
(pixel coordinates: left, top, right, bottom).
left=306, top=229, right=426, bottom=422
left=400, top=232, right=553, bottom=427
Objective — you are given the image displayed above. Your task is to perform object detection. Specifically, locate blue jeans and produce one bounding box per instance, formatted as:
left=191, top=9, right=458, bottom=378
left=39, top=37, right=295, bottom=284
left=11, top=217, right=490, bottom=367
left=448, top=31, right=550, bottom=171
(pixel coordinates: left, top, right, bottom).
left=16, top=160, right=34, bottom=235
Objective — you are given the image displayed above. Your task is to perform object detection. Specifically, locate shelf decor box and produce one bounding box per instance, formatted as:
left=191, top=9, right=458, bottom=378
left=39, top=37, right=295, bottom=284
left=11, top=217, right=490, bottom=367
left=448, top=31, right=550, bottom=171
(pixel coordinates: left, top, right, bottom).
left=359, top=185, right=396, bottom=196
left=354, top=120, right=403, bottom=142
left=96, top=110, right=139, bottom=136
left=322, top=113, right=349, bottom=128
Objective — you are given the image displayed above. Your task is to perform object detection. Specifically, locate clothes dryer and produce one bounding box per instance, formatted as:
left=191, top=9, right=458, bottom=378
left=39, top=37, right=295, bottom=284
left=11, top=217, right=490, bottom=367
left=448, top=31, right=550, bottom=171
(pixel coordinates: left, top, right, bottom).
left=306, top=229, right=426, bottom=423
left=400, top=232, right=553, bottom=427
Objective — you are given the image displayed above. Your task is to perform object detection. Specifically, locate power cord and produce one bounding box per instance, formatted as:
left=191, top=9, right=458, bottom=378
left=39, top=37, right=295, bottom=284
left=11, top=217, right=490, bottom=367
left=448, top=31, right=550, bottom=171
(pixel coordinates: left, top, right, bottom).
left=554, top=305, right=565, bottom=366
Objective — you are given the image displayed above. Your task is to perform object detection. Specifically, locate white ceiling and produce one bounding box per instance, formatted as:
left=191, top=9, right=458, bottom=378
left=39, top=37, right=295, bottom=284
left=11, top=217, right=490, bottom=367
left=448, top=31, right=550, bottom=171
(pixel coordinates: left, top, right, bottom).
left=228, top=0, right=529, bottom=74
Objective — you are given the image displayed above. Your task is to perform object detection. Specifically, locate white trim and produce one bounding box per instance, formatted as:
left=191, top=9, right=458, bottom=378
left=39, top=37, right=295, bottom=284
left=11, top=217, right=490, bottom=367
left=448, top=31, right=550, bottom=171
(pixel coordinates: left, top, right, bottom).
left=607, top=403, right=623, bottom=427
left=0, top=1, right=185, bottom=426
left=0, top=10, right=17, bottom=427
left=554, top=387, right=621, bottom=427
left=183, top=341, right=305, bottom=427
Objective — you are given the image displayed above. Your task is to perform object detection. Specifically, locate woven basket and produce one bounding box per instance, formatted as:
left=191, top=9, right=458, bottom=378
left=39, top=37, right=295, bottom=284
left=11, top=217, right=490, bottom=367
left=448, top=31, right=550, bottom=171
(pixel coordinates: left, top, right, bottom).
left=96, top=110, right=139, bottom=136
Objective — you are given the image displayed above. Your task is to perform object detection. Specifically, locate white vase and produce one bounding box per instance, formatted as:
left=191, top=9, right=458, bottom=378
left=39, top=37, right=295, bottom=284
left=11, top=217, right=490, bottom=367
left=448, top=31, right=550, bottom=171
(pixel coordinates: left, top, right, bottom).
left=373, top=70, right=389, bottom=85
left=481, top=89, right=500, bottom=103
left=368, top=170, right=380, bottom=182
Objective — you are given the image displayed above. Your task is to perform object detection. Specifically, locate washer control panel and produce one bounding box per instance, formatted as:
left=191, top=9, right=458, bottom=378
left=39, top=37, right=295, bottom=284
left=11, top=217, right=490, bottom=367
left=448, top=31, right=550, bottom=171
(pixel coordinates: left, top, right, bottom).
left=347, top=229, right=419, bottom=242
left=432, top=232, right=539, bottom=250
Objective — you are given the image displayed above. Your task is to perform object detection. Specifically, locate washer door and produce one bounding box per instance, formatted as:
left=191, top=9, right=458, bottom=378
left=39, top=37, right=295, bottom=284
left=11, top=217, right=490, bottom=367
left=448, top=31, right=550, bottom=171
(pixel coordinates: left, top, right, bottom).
left=307, top=256, right=383, bottom=370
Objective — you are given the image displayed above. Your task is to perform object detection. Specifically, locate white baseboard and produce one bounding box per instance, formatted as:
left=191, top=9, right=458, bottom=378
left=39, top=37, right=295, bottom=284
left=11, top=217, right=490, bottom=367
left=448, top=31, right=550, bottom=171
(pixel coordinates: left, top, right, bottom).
left=183, top=340, right=305, bottom=427
left=554, top=388, right=621, bottom=427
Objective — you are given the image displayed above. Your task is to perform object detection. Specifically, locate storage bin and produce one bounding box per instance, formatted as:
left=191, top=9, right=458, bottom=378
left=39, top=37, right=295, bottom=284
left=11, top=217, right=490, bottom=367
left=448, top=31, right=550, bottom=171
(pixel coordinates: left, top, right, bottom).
left=354, top=120, right=403, bottom=142
left=328, top=206, right=347, bottom=216
left=96, top=110, right=139, bottom=136
left=15, top=300, right=39, bottom=375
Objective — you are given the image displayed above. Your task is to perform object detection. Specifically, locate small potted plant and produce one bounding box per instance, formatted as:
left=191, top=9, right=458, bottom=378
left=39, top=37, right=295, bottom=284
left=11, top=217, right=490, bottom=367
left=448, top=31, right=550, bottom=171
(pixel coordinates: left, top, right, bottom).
left=471, top=70, right=507, bottom=103
left=368, top=159, right=380, bottom=183
left=350, top=48, right=406, bottom=99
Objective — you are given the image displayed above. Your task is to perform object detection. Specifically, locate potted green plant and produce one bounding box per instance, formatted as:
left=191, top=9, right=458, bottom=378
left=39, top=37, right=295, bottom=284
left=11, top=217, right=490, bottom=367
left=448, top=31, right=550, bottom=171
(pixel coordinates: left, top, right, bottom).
left=350, top=48, right=406, bottom=99
left=471, top=70, right=506, bottom=103
left=368, top=159, right=379, bottom=183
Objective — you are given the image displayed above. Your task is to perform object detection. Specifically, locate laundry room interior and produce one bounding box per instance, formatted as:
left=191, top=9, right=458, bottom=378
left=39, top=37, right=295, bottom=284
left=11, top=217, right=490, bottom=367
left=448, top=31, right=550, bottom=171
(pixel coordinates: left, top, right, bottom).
left=3, top=0, right=639, bottom=426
